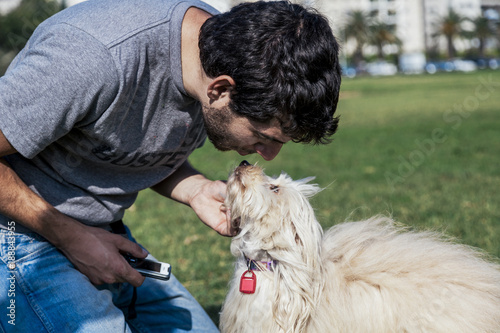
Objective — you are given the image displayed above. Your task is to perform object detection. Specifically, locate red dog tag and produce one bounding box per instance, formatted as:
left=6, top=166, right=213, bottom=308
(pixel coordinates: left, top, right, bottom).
left=239, top=270, right=257, bottom=294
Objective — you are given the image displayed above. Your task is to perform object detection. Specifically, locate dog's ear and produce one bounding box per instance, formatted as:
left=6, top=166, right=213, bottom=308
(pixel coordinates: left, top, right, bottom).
left=295, top=177, right=322, bottom=198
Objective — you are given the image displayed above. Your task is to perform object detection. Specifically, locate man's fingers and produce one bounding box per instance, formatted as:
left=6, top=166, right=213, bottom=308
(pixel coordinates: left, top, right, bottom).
left=119, top=256, right=146, bottom=287
left=61, top=226, right=149, bottom=286
left=115, top=236, right=149, bottom=259
left=112, top=236, right=148, bottom=286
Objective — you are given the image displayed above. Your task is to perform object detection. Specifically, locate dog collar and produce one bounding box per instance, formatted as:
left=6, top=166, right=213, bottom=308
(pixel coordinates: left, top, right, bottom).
left=245, top=258, right=277, bottom=272
left=240, top=257, right=278, bottom=294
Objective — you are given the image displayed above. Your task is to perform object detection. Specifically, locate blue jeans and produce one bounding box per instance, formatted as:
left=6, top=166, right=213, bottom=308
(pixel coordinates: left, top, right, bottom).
left=0, top=227, right=219, bottom=332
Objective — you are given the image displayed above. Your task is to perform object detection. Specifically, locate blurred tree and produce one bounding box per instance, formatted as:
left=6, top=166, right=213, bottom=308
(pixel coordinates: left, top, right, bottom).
left=434, top=8, right=466, bottom=59
left=0, top=0, right=64, bottom=53
left=368, top=21, right=400, bottom=59
left=342, top=10, right=372, bottom=66
left=470, top=16, right=497, bottom=58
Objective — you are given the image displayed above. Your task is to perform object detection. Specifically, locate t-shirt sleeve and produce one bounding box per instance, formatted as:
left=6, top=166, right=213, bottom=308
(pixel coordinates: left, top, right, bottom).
left=0, top=23, right=119, bottom=159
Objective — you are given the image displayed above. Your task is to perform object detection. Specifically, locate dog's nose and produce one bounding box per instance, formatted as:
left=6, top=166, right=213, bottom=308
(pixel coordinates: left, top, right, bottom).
left=239, top=160, right=251, bottom=167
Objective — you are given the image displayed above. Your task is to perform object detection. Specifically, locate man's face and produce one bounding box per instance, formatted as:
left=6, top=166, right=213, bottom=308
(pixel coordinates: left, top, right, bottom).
left=201, top=104, right=290, bottom=161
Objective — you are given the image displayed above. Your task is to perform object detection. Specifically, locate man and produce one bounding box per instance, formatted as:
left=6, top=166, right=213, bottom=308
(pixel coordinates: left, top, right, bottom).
left=0, top=0, right=341, bottom=331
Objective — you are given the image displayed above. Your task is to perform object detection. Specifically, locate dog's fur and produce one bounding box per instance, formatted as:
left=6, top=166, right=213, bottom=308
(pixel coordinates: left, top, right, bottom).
left=220, top=163, right=500, bottom=333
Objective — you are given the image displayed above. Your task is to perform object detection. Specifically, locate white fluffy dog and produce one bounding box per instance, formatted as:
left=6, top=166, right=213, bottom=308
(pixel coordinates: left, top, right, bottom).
left=220, top=161, right=500, bottom=333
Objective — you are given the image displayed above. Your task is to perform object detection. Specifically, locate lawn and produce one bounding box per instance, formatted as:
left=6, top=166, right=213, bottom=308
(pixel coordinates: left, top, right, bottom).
left=124, top=70, right=500, bottom=325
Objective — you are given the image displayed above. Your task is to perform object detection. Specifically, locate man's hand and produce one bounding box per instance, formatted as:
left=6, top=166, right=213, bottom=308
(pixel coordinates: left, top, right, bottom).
left=0, top=152, right=148, bottom=287
left=151, top=160, right=235, bottom=236
left=188, top=179, right=235, bottom=236
left=56, top=222, right=148, bottom=287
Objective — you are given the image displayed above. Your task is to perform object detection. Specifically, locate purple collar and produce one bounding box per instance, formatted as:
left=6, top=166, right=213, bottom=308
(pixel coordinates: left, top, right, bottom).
left=245, top=257, right=277, bottom=272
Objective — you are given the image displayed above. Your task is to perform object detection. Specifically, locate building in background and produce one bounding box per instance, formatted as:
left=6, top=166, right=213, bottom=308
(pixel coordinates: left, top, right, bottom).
left=1, top=0, right=499, bottom=73
left=316, top=0, right=499, bottom=67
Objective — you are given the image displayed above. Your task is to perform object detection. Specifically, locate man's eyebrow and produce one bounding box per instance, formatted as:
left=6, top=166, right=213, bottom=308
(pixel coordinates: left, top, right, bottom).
left=256, top=132, right=287, bottom=144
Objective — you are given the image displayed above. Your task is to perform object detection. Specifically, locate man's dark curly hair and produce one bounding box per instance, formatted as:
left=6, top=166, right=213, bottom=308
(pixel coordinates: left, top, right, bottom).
left=199, top=1, right=341, bottom=144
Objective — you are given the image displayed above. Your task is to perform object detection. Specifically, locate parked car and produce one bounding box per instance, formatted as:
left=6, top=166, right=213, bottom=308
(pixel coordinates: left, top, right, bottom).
left=366, top=61, right=398, bottom=76
left=399, top=53, right=426, bottom=74
left=426, top=59, right=481, bottom=74
left=451, top=59, right=477, bottom=72
left=341, top=65, right=357, bottom=78
left=425, top=60, right=454, bottom=74
left=465, top=57, right=499, bottom=70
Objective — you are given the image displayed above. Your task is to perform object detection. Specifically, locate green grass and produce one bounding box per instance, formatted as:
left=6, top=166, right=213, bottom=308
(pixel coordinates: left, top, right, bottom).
left=124, top=70, right=500, bottom=325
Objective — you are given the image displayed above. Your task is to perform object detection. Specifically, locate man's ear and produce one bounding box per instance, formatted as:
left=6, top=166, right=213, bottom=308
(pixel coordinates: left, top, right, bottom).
left=207, top=75, right=236, bottom=103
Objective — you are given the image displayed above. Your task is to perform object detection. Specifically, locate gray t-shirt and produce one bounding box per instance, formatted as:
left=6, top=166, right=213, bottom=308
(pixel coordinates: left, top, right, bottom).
left=0, top=0, right=218, bottom=231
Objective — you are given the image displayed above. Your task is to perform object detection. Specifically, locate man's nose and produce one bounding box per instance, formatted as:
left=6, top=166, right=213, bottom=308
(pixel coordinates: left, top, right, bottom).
left=255, top=142, right=283, bottom=161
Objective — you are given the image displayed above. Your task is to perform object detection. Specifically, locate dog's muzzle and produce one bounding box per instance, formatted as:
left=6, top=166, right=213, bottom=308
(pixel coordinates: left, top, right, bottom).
left=233, top=160, right=252, bottom=180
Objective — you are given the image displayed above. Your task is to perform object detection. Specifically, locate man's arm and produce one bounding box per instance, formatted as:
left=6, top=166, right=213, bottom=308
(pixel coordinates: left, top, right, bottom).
left=0, top=130, right=15, bottom=156
left=0, top=130, right=147, bottom=286
left=151, top=160, right=234, bottom=236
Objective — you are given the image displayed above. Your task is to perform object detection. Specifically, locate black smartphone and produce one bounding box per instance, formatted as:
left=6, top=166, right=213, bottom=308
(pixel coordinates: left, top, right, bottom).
left=124, top=254, right=171, bottom=281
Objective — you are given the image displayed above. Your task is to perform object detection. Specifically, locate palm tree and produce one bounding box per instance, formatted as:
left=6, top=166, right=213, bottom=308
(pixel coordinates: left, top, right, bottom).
left=434, top=8, right=466, bottom=59
left=369, top=21, right=400, bottom=59
left=470, top=16, right=497, bottom=58
left=0, top=0, right=62, bottom=53
left=343, top=10, right=372, bottom=65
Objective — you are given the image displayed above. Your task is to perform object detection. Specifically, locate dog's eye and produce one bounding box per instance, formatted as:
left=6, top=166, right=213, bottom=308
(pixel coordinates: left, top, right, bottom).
left=269, top=184, right=280, bottom=193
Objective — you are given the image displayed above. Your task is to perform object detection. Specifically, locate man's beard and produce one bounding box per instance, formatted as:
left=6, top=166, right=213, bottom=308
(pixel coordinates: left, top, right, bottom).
left=201, top=104, right=237, bottom=152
